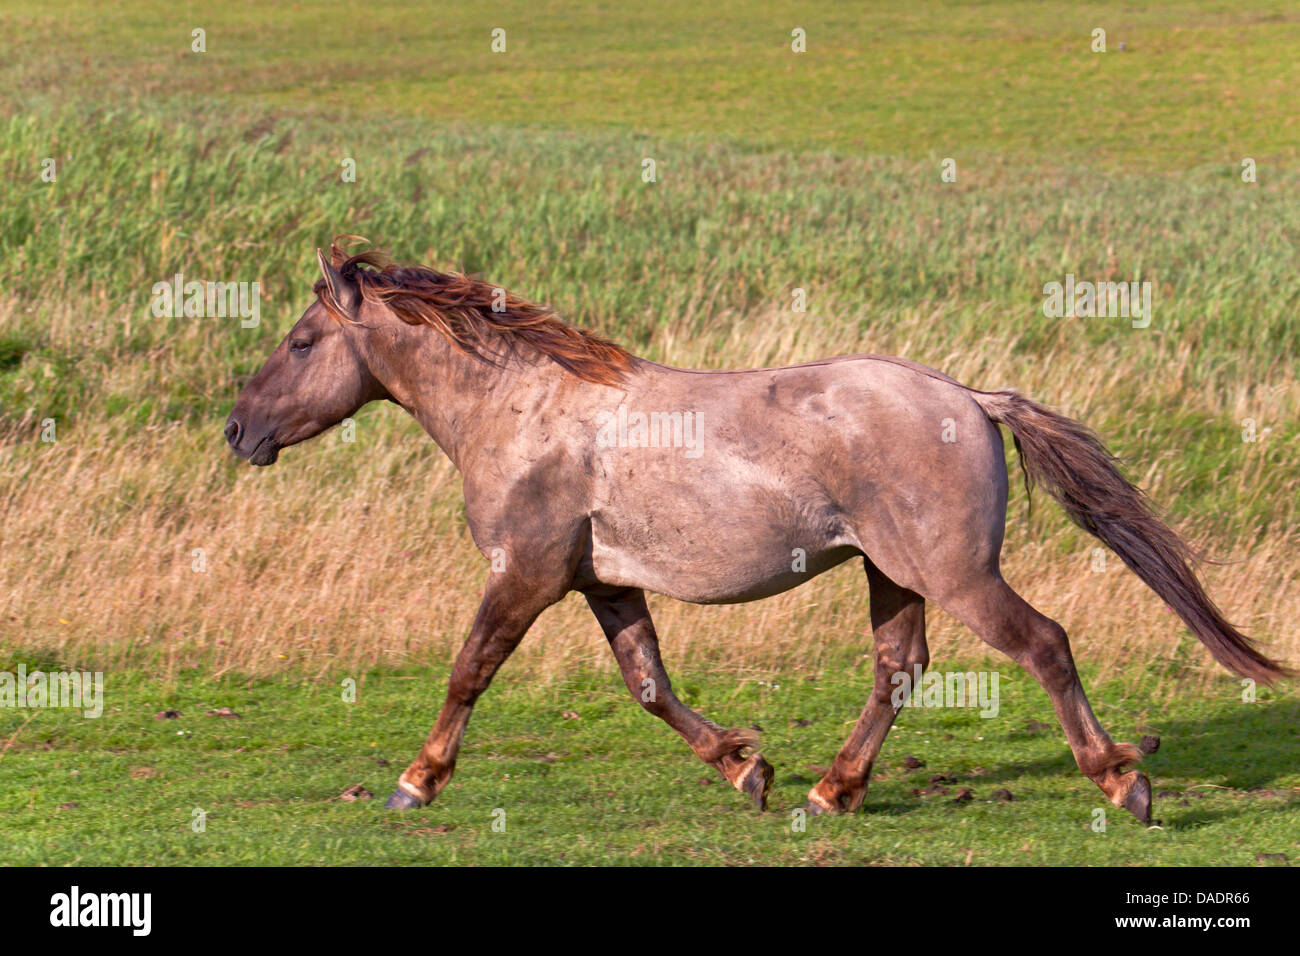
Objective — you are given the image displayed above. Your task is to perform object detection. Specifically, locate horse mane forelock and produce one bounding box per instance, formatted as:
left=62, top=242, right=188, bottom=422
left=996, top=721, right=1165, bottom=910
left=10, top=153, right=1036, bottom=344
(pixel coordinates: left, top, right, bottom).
left=312, top=239, right=632, bottom=386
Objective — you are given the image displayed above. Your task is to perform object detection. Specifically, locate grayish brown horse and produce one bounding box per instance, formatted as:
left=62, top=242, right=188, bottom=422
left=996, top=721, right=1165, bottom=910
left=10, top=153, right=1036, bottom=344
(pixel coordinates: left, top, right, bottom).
left=226, top=241, right=1288, bottom=823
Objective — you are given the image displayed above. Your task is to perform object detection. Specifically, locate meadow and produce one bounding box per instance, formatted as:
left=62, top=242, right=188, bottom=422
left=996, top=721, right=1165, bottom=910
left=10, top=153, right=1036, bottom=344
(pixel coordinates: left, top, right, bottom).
left=0, top=1, right=1297, bottom=864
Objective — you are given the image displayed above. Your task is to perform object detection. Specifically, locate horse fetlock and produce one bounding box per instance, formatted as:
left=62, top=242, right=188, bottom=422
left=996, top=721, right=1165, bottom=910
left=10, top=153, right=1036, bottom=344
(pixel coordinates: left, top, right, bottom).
left=1078, top=740, right=1142, bottom=780
left=701, top=726, right=759, bottom=764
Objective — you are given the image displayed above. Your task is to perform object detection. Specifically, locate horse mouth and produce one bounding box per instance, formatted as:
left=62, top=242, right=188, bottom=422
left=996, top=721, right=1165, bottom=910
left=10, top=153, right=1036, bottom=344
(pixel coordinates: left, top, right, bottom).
left=247, top=435, right=280, bottom=466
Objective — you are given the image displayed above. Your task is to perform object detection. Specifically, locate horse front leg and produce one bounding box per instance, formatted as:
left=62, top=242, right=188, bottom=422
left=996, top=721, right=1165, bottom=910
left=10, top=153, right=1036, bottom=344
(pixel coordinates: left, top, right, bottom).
left=385, top=575, right=555, bottom=809
left=585, top=586, right=775, bottom=810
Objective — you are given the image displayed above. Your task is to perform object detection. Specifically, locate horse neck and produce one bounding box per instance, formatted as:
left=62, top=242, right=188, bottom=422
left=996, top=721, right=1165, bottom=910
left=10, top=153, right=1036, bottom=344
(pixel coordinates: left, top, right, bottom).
left=366, top=323, right=562, bottom=471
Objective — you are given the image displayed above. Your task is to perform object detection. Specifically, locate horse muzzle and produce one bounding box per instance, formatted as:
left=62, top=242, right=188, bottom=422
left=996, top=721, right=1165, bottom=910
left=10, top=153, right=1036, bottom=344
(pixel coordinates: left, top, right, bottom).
left=225, top=416, right=280, bottom=466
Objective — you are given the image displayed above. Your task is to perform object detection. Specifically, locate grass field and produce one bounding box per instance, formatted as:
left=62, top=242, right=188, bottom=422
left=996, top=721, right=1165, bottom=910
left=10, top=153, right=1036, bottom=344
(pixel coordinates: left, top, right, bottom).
left=4, top=667, right=1298, bottom=865
left=1, top=1, right=1298, bottom=865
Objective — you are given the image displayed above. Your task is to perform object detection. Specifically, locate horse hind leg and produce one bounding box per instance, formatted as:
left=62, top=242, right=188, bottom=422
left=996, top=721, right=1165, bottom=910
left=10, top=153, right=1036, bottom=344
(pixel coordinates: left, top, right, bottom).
left=807, top=559, right=927, bottom=813
left=585, top=586, right=774, bottom=810
left=941, top=576, right=1152, bottom=823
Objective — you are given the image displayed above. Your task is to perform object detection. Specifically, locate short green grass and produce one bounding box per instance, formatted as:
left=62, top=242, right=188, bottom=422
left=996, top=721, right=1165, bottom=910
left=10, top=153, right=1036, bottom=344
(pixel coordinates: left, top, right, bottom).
left=2, top=665, right=1296, bottom=865
left=3, top=1, right=1298, bottom=169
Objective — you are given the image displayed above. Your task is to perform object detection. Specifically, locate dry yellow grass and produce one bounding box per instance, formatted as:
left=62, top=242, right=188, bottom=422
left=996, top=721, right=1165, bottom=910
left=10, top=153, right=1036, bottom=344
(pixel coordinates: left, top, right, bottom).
left=2, top=296, right=1294, bottom=697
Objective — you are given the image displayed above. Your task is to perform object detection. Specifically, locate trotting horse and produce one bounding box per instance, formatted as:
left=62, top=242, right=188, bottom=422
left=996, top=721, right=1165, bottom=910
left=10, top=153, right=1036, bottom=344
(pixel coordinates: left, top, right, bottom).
left=225, top=240, right=1287, bottom=823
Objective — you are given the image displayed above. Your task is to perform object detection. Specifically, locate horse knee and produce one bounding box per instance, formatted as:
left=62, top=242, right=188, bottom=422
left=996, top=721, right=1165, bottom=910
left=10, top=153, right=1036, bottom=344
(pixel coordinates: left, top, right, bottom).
left=874, top=642, right=929, bottom=703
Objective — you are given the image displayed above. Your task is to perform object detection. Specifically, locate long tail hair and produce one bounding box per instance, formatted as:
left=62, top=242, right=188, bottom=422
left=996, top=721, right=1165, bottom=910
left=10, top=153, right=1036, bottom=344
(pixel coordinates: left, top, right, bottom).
left=971, top=389, right=1289, bottom=685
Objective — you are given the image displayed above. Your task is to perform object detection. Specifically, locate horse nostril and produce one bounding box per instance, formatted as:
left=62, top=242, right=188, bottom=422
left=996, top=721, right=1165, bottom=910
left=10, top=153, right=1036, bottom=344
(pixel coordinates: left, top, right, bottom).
left=225, top=419, right=242, bottom=448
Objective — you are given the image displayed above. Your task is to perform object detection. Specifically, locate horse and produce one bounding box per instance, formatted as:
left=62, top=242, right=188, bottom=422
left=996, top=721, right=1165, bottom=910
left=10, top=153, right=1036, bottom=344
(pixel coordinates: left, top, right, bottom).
left=225, top=239, right=1288, bottom=823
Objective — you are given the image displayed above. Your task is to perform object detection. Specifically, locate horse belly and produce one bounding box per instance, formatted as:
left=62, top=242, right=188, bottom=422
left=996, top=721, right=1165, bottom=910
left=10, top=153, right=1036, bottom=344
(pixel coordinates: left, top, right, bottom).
left=588, top=508, right=860, bottom=604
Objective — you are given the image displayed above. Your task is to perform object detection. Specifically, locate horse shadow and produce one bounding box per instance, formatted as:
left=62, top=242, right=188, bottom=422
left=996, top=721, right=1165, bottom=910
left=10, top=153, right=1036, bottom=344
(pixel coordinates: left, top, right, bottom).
left=861, top=697, right=1300, bottom=826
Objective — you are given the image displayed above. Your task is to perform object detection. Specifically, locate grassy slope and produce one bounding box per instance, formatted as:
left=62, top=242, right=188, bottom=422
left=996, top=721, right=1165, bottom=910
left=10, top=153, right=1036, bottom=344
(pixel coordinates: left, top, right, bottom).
left=3, top=1, right=1299, bottom=167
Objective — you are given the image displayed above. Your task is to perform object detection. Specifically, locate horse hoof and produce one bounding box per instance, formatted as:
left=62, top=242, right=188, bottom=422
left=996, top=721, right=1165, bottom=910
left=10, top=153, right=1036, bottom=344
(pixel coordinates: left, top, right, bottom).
left=740, top=755, right=775, bottom=811
left=1122, top=772, right=1152, bottom=825
left=384, top=788, right=425, bottom=810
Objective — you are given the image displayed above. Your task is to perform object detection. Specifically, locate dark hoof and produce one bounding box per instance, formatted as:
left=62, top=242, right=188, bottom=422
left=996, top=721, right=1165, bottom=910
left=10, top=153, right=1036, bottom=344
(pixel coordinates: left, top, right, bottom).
left=1122, top=772, right=1153, bottom=825
left=741, top=755, right=775, bottom=811
left=384, top=788, right=425, bottom=810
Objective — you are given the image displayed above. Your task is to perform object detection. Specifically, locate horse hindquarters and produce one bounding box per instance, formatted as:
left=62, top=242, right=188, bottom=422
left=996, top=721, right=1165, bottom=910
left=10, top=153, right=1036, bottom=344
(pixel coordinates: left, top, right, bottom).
left=828, top=387, right=1152, bottom=821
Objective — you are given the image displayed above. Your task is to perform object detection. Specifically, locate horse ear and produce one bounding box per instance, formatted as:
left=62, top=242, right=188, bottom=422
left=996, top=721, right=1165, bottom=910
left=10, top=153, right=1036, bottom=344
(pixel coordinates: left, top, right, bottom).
left=317, top=248, right=359, bottom=316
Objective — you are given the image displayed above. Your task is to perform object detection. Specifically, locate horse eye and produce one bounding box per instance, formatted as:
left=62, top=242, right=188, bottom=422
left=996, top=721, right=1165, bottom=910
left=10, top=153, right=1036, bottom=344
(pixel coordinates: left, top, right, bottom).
left=290, top=340, right=313, bottom=353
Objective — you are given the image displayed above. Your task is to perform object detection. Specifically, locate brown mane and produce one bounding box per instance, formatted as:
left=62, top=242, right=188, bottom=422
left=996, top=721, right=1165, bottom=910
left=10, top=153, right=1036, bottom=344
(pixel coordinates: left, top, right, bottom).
left=312, top=237, right=632, bottom=386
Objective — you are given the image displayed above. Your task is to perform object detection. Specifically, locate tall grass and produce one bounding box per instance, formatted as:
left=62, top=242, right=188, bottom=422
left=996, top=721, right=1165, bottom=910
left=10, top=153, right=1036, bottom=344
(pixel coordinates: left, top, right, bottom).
left=1, top=105, right=1296, bottom=693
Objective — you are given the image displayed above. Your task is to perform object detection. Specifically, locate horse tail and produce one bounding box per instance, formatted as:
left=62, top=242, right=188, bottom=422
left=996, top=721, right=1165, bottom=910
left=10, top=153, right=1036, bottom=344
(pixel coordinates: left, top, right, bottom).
left=970, top=388, right=1289, bottom=685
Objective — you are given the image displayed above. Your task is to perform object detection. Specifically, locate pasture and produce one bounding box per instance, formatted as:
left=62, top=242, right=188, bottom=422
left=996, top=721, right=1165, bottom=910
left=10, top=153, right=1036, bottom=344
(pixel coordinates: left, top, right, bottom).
left=0, top=1, right=1298, bottom=865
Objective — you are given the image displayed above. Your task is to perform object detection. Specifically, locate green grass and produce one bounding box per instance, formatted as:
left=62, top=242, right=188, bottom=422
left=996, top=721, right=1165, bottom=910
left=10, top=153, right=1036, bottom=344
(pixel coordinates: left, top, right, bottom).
left=3, top=2, right=1298, bottom=169
left=2, top=665, right=1297, bottom=865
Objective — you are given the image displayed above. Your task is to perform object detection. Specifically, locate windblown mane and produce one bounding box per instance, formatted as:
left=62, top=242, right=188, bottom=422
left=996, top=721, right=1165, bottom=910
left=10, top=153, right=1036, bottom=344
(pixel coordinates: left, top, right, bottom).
left=314, top=237, right=633, bottom=386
